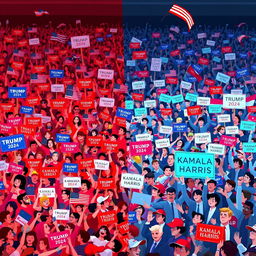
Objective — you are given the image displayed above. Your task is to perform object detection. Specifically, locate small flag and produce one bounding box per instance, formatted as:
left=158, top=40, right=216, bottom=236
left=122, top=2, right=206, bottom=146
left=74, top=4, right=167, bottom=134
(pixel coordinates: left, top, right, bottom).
left=187, top=66, right=202, bottom=81
left=169, top=4, right=194, bottom=31
left=50, top=33, right=68, bottom=44
left=15, top=210, right=32, bottom=226
left=27, top=27, right=38, bottom=33
left=170, top=26, right=180, bottom=33
left=70, top=192, right=89, bottom=204
left=34, top=10, right=49, bottom=16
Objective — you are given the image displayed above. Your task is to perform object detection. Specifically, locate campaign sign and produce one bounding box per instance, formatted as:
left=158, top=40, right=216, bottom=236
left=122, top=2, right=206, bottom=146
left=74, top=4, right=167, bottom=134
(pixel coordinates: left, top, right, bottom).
left=20, top=106, right=33, bottom=115
left=223, top=94, right=246, bottom=109
left=129, top=212, right=137, bottom=223
left=99, top=97, right=115, bottom=107
left=63, top=163, right=78, bottom=173
left=150, top=58, right=162, bottom=72
left=197, top=97, right=211, bottom=106
left=173, top=123, right=188, bottom=133
left=195, top=133, right=211, bottom=144
left=29, top=38, right=40, bottom=45
left=195, top=224, right=225, bottom=244
left=216, top=72, right=230, bottom=84
left=61, top=143, right=80, bottom=153
left=48, top=231, right=70, bottom=249
left=121, top=173, right=144, bottom=189
left=135, top=134, right=152, bottom=141
left=63, top=177, right=81, bottom=188
left=51, top=84, right=64, bottom=93
left=159, top=126, right=173, bottom=134
left=187, top=106, right=202, bottom=116
left=225, top=126, right=239, bottom=135
left=155, top=138, right=170, bottom=148
left=40, top=167, right=60, bottom=178
left=144, top=100, right=157, bottom=108
left=38, top=188, right=55, bottom=198
left=117, top=221, right=129, bottom=235
left=208, top=144, right=225, bottom=155
left=53, top=209, right=70, bottom=221
left=50, top=69, right=64, bottom=78
left=0, top=161, right=8, bottom=171
left=219, top=135, right=237, bottom=147
left=116, top=108, right=133, bottom=121
left=0, top=134, right=26, bottom=152
left=126, top=60, right=136, bottom=67
left=174, top=151, right=215, bottom=179
left=240, top=121, right=255, bottom=131
left=97, top=178, right=116, bottom=190
left=172, top=94, right=184, bottom=104
left=159, top=94, right=172, bottom=103
left=94, top=160, right=110, bottom=170
left=130, top=141, right=153, bottom=156
left=217, top=114, right=231, bottom=123
left=236, top=68, right=249, bottom=79
left=180, top=81, right=192, bottom=90
left=98, top=210, right=118, bottom=226
left=8, top=87, right=27, bottom=98
left=134, top=108, right=147, bottom=117
left=185, top=93, right=198, bottom=102
left=15, top=210, right=32, bottom=226
left=131, top=192, right=152, bottom=206
left=154, top=80, right=165, bottom=87
left=71, top=35, right=90, bottom=48
left=225, top=53, right=236, bottom=61
left=208, top=105, right=222, bottom=114
left=132, top=81, right=145, bottom=90
left=243, top=143, right=256, bottom=153
left=8, top=163, right=23, bottom=174
left=98, top=69, right=114, bottom=80
left=56, top=134, right=70, bottom=143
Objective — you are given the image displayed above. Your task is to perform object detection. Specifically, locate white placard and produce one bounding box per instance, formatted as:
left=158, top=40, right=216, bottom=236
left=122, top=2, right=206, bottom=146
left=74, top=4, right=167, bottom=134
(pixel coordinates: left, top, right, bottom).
left=51, top=84, right=64, bottom=93
left=0, top=161, right=8, bottom=171
left=144, top=100, right=156, bottom=108
left=225, top=53, right=236, bottom=61
left=132, top=81, right=145, bottom=90
left=155, top=138, right=170, bottom=148
left=154, top=80, right=165, bottom=87
left=231, top=89, right=242, bottom=95
left=41, top=116, right=51, bottom=124
left=223, top=94, right=246, bottom=109
left=53, top=209, right=70, bottom=220
left=94, top=160, right=110, bottom=170
left=63, top=177, right=81, bottom=188
left=206, top=40, right=216, bottom=46
left=180, top=81, right=192, bottom=90
left=150, top=58, right=162, bottom=72
left=197, top=97, right=211, bottom=106
left=38, top=188, right=56, bottom=198
left=110, top=28, right=118, bottom=33
left=195, top=133, right=211, bottom=144
left=198, top=33, right=207, bottom=39
left=225, top=126, right=239, bottom=134
left=217, top=114, right=231, bottom=123
left=98, top=69, right=114, bottom=80
left=29, top=38, right=40, bottom=45
left=71, top=35, right=90, bottom=49
left=131, top=37, right=142, bottom=45
left=121, top=173, right=144, bottom=189
left=99, top=98, right=115, bottom=107
left=135, top=134, right=152, bottom=142
left=159, top=126, right=173, bottom=134
left=208, top=144, right=225, bottom=155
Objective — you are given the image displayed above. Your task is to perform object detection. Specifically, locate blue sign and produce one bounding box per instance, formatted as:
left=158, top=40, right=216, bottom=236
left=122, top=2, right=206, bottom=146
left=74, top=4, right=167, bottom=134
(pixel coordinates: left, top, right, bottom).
left=50, top=69, right=64, bottom=78
left=0, top=181, right=5, bottom=190
left=202, top=47, right=211, bottom=54
left=239, top=53, right=247, bottom=59
left=175, top=59, right=185, bottom=65
left=116, top=108, right=133, bottom=121
left=128, top=211, right=137, bottom=223
left=106, top=34, right=112, bottom=38
left=185, top=50, right=195, bottom=56
left=20, top=106, right=33, bottom=115
left=96, top=37, right=104, bottom=42
left=251, top=64, right=256, bottom=71
left=212, top=50, right=221, bottom=56
left=0, top=134, right=26, bottom=152
left=223, top=39, right=230, bottom=44
left=160, top=57, right=168, bottom=63
left=213, top=56, right=221, bottom=63
left=187, top=76, right=197, bottom=83
left=56, top=134, right=70, bottom=143
left=236, top=68, right=249, bottom=79
left=8, top=87, right=27, bottom=98
left=173, top=123, right=188, bottom=132
left=63, top=163, right=78, bottom=173
left=192, top=64, right=203, bottom=74
left=160, top=44, right=169, bottom=50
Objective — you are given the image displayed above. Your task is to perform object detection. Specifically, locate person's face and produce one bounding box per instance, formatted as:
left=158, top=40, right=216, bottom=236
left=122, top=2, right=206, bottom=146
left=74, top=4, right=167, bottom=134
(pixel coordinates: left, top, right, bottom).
left=7, top=230, right=14, bottom=240
left=207, top=183, right=216, bottom=192
left=208, top=197, right=217, bottom=207
left=187, top=179, right=194, bottom=188
left=26, top=235, right=35, bottom=245
left=151, top=230, right=162, bottom=242
left=43, top=199, right=50, bottom=207
left=198, top=120, right=204, bottom=127
left=174, top=246, right=189, bottom=256
left=70, top=214, right=77, bottom=223
left=62, top=191, right=69, bottom=200
left=5, top=214, right=12, bottom=223
left=36, top=153, right=43, bottom=160
left=167, top=155, right=174, bottom=165
left=76, top=206, right=82, bottom=212
left=145, top=177, right=154, bottom=185
left=192, top=214, right=203, bottom=224
left=233, top=116, right=239, bottom=123
left=6, top=204, right=13, bottom=213
left=244, top=175, right=250, bottom=184
left=23, top=195, right=31, bottom=205
left=243, top=205, right=252, bottom=216
left=81, top=183, right=88, bottom=191
left=103, top=200, right=110, bottom=208
left=135, top=207, right=143, bottom=215
left=171, top=227, right=180, bottom=236
left=151, top=188, right=158, bottom=197
left=73, top=107, right=80, bottom=113
left=220, top=127, right=225, bottom=134
left=234, top=161, right=240, bottom=169
left=193, top=193, right=201, bottom=202
left=249, top=230, right=256, bottom=240
left=52, top=153, right=58, bottom=161
left=224, top=183, right=233, bottom=192
left=44, top=223, right=50, bottom=234
left=177, top=140, right=183, bottom=147
left=167, top=192, right=176, bottom=202
left=16, top=154, right=22, bottom=162
left=48, top=140, right=53, bottom=148
left=164, top=168, right=172, bottom=176
left=39, top=240, right=47, bottom=250
left=130, top=246, right=141, bottom=256
left=99, top=228, right=107, bottom=237
left=14, top=179, right=21, bottom=188
left=220, top=212, right=231, bottom=224
left=74, top=117, right=80, bottom=124
left=155, top=214, right=164, bottom=224
left=152, top=162, right=159, bottom=169
left=78, top=135, right=84, bottom=142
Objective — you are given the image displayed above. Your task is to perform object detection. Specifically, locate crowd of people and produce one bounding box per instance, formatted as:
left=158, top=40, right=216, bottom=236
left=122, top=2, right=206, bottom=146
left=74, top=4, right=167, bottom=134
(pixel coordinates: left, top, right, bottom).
left=125, top=23, right=256, bottom=256
left=0, top=21, right=130, bottom=256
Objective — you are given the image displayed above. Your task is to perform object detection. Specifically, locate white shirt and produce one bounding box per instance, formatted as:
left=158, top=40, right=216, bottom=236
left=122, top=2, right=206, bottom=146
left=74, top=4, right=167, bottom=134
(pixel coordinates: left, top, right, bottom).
left=90, top=236, right=109, bottom=256
left=221, top=224, right=230, bottom=241
left=206, top=207, right=216, bottom=223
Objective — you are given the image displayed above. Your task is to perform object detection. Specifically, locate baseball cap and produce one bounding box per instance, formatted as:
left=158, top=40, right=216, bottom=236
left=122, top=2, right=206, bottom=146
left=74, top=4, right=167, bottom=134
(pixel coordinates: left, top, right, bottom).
left=170, top=239, right=191, bottom=250
left=128, top=239, right=146, bottom=249
left=152, top=184, right=166, bottom=194
left=153, top=209, right=166, bottom=216
left=246, top=224, right=256, bottom=232
left=97, top=196, right=109, bottom=204
left=167, top=218, right=185, bottom=228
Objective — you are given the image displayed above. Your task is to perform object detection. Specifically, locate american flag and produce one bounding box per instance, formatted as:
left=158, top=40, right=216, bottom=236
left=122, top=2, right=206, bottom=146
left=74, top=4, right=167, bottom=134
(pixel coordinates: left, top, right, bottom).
left=50, top=33, right=68, bottom=44
left=169, top=4, right=194, bottom=30
left=70, top=192, right=89, bottom=204
left=27, top=27, right=38, bottom=33
left=169, top=4, right=194, bottom=31
left=34, top=10, right=49, bottom=17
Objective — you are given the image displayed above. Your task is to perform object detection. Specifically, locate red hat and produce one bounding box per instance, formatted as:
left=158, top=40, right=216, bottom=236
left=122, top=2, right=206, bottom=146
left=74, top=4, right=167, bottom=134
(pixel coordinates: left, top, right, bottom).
left=153, top=209, right=166, bottom=216
left=167, top=218, right=185, bottom=228
left=170, top=239, right=191, bottom=250
left=213, top=137, right=219, bottom=142
left=129, top=225, right=140, bottom=237
left=152, top=184, right=165, bottom=194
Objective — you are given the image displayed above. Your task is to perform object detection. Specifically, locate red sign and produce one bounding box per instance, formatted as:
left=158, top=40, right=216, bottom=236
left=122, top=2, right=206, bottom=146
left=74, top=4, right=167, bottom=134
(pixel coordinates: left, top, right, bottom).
left=102, top=142, right=119, bottom=153
left=12, top=62, right=24, bottom=70
left=161, top=108, right=173, bottom=116
left=220, top=135, right=237, bottom=147
left=195, top=224, right=225, bottom=244
left=187, top=106, right=202, bottom=116
left=136, top=71, right=149, bottom=78
left=7, top=117, right=22, bottom=126
left=170, top=50, right=180, bottom=57
left=32, top=66, right=46, bottom=73
left=117, top=221, right=129, bottom=235
left=204, top=79, right=215, bottom=86
left=79, top=99, right=94, bottom=109
left=61, top=143, right=80, bottom=153
left=37, top=83, right=51, bottom=91
left=19, top=125, right=36, bottom=136
left=26, top=97, right=40, bottom=106
left=132, top=51, right=147, bottom=60
left=87, top=136, right=102, bottom=146
left=77, top=78, right=93, bottom=89
left=0, top=123, right=14, bottom=134
left=40, top=167, right=60, bottom=178
left=97, top=178, right=116, bottom=190
left=132, top=93, right=144, bottom=101
left=8, top=163, right=24, bottom=174
left=115, top=117, right=126, bottom=128
left=248, top=106, right=256, bottom=113
left=209, top=87, right=223, bottom=95
left=25, top=117, right=42, bottom=127
left=98, top=112, right=111, bottom=121
left=129, top=42, right=140, bottom=49
left=51, top=99, right=68, bottom=109
left=98, top=210, right=118, bottom=226
left=79, top=158, right=95, bottom=170
left=48, top=231, right=70, bottom=249
left=0, top=103, right=14, bottom=112
left=26, top=159, right=42, bottom=170
left=130, top=141, right=153, bottom=156
left=221, top=46, right=232, bottom=53
left=166, top=77, right=178, bottom=84
left=152, top=33, right=161, bottom=38
left=226, top=71, right=236, bottom=77
left=198, top=57, right=209, bottom=65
